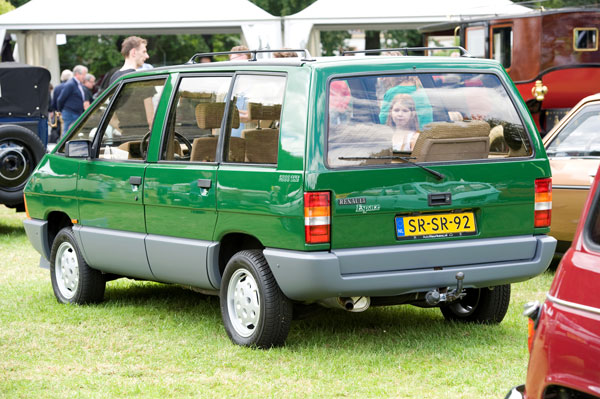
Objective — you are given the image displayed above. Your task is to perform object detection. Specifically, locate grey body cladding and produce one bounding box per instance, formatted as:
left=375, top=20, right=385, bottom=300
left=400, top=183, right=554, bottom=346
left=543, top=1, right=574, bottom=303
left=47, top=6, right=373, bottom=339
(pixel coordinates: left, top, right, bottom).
left=74, top=225, right=219, bottom=289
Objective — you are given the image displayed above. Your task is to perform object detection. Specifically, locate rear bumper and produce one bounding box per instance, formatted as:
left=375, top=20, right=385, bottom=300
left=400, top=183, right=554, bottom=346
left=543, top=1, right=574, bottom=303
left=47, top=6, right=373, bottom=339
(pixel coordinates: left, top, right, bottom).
left=264, top=235, right=556, bottom=301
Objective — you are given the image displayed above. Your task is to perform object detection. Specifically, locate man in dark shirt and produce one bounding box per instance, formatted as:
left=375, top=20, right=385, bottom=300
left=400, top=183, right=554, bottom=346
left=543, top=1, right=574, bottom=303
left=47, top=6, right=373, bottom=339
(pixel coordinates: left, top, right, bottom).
left=109, top=36, right=149, bottom=85
left=57, top=65, right=88, bottom=133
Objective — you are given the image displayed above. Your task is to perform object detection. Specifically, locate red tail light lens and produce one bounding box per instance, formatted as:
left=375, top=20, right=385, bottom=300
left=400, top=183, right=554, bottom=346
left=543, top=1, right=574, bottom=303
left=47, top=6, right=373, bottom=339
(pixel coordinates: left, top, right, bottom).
left=527, top=318, right=536, bottom=352
left=534, top=178, right=552, bottom=228
left=304, top=192, right=330, bottom=244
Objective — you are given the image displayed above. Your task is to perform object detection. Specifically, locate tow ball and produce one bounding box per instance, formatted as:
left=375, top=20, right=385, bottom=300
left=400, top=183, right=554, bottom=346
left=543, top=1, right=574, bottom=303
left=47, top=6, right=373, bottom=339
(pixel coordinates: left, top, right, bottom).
left=425, top=272, right=466, bottom=306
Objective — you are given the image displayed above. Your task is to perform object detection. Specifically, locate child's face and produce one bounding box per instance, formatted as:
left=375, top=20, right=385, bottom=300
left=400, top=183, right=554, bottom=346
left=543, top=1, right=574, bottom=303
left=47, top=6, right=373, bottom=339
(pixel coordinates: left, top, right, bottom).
left=390, top=102, right=413, bottom=128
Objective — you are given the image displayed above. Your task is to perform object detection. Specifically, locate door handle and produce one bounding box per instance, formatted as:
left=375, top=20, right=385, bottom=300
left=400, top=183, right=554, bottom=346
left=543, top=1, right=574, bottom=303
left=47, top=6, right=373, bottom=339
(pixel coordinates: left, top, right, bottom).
left=197, top=179, right=212, bottom=189
left=129, top=176, right=142, bottom=185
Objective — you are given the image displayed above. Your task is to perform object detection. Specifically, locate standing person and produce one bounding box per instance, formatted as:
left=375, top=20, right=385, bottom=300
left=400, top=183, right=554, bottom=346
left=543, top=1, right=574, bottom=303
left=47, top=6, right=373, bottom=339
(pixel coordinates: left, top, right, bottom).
left=49, top=69, right=73, bottom=142
left=229, top=45, right=250, bottom=61
left=386, top=93, right=420, bottom=152
left=57, top=65, right=88, bottom=133
left=109, top=36, right=149, bottom=85
left=83, top=73, right=96, bottom=109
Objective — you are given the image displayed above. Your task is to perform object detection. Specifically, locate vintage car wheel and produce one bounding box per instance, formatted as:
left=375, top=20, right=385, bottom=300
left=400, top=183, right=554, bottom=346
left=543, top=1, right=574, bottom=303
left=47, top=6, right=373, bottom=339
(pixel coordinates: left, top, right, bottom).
left=0, top=125, right=46, bottom=207
left=220, top=249, right=292, bottom=348
left=440, top=285, right=511, bottom=324
left=50, top=227, right=105, bottom=304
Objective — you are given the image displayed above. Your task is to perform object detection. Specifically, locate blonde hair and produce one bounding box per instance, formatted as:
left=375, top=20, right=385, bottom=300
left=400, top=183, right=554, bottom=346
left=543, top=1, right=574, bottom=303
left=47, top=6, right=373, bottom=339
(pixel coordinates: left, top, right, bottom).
left=386, top=94, right=418, bottom=131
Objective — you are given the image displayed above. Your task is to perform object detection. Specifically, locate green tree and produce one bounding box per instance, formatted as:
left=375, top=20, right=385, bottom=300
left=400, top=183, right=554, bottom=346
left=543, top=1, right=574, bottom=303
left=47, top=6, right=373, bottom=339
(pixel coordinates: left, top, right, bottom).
left=0, top=0, right=14, bottom=14
left=8, top=0, right=27, bottom=7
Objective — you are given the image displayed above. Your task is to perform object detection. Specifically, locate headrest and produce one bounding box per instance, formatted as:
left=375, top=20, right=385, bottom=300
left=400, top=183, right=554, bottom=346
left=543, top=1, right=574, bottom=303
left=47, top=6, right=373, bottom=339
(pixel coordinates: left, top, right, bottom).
left=247, top=102, right=282, bottom=121
left=195, top=103, right=240, bottom=129
left=420, top=120, right=490, bottom=138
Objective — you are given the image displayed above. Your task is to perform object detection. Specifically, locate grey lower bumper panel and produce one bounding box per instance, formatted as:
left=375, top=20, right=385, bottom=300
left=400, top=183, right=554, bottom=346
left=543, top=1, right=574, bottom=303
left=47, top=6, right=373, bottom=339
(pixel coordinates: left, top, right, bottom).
left=264, top=235, right=556, bottom=301
left=23, top=218, right=50, bottom=261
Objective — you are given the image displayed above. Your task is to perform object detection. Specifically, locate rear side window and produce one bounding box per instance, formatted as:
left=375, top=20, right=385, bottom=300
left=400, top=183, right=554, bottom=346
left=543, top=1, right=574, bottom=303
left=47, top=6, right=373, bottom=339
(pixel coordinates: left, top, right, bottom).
left=327, top=73, right=531, bottom=168
left=223, top=74, right=286, bottom=164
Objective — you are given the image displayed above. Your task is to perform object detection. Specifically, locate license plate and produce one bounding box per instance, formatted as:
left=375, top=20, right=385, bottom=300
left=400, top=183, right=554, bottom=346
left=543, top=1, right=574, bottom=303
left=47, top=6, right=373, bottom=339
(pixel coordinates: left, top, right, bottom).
left=395, top=212, right=476, bottom=240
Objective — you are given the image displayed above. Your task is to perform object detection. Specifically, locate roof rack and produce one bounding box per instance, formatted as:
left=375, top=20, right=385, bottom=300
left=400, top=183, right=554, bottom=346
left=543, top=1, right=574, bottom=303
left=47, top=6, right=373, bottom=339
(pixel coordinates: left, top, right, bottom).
left=187, top=49, right=314, bottom=64
left=341, top=46, right=472, bottom=57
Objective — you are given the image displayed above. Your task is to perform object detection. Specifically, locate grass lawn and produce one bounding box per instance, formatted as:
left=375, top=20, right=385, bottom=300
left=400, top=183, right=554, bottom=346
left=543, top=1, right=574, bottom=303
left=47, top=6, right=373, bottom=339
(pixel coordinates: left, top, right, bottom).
left=0, top=205, right=554, bottom=398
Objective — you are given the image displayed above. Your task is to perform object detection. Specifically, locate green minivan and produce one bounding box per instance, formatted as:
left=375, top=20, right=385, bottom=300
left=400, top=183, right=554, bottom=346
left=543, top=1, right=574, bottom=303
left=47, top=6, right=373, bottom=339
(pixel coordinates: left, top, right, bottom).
left=23, top=49, right=556, bottom=347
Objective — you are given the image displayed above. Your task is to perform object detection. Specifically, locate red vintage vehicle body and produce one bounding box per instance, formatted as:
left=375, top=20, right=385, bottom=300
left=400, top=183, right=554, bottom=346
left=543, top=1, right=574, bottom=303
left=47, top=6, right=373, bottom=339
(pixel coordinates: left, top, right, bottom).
left=423, top=8, right=600, bottom=135
left=506, top=166, right=600, bottom=399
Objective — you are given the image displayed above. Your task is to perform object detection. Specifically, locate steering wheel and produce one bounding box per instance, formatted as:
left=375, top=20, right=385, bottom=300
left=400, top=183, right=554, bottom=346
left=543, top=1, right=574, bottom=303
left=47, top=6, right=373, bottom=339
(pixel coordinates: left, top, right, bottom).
left=141, top=131, right=192, bottom=160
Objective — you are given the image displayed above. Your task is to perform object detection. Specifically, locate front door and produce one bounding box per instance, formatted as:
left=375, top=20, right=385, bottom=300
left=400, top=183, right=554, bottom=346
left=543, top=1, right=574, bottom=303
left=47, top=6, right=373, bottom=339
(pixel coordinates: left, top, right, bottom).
left=143, top=74, right=232, bottom=289
left=77, top=77, right=167, bottom=279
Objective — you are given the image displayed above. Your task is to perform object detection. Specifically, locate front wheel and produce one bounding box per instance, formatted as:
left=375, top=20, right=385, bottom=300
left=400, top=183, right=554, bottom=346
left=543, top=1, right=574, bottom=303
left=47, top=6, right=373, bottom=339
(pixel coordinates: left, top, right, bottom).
left=50, top=227, right=105, bottom=304
left=220, top=250, right=293, bottom=348
left=440, top=285, right=510, bottom=324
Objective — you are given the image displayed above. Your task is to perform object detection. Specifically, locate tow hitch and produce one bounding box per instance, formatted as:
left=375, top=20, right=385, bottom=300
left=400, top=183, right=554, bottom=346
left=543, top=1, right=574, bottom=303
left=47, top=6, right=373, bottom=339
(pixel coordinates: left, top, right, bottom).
left=425, top=272, right=466, bottom=306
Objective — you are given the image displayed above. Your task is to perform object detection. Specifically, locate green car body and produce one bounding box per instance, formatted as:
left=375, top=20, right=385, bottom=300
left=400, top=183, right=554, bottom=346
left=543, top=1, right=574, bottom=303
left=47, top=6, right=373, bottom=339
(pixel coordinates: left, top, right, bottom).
left=23, top=53, right=556, bottom=347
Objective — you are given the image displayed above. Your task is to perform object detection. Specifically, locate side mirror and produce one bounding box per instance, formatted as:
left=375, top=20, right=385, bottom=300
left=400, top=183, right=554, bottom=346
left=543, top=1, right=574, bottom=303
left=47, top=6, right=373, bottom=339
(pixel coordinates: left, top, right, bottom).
left=65, top=140, right=92, bottom=158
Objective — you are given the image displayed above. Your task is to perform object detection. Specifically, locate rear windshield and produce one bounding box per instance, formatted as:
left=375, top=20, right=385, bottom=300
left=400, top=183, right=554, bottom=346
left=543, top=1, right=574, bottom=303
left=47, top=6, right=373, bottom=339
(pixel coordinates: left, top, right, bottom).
left=327, top=73, right=531, bottom=168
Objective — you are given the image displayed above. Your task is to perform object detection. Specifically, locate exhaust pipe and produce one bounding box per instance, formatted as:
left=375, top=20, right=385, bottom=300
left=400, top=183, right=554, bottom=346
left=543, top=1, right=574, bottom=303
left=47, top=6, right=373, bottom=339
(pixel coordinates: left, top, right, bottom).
left=317, top=296, right=370, bottom=312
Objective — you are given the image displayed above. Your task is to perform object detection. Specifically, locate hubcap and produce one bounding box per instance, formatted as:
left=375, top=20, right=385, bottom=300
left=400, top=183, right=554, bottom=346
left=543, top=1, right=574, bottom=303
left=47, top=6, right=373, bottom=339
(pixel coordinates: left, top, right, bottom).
left=0, top=140, right=33, bottom=188
left=227, top=268, right=260, bottom=338
left=55, top=242, right=79, bottom=299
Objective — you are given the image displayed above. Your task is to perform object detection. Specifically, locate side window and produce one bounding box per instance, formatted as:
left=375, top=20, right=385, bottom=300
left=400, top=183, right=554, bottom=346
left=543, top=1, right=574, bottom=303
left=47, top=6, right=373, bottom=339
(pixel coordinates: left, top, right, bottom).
left=56, top=88, right=116, bottom=154
left=161, top=76, right=231, bottom=162
left=224, top=75, right=286, bottom=164
left=491, top=26, right=512, bottom=69
left=574, top=28, right=598, bottom=51
left=545, top=104, right=600, bottom=157
left=96, top=78, right=165, bottom=161
left=465, top=27, right=485, bottom=58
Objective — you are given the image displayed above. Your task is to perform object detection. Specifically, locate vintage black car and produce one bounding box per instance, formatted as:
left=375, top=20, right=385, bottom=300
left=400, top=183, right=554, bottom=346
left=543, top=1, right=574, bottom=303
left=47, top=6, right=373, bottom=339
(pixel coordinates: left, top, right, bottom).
left=0, top=62, right=48, bottom=210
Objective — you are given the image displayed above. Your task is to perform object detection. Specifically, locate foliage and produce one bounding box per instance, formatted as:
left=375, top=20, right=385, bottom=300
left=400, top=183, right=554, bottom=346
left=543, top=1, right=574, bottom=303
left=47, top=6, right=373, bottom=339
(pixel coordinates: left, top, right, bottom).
left=513, top=0, right=598, bottom=8
left=320, top=31, right=351, bottom=55
left=249, top=0, right=316, bottom=16
left=0, top=0, right=14, bottom=14
left=7, top=0, right=26, bottom=7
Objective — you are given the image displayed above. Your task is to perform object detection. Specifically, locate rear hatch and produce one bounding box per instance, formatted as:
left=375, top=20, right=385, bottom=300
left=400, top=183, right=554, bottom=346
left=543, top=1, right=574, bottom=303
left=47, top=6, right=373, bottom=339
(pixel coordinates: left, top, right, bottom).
left=317, top=70, right=550, bottom=250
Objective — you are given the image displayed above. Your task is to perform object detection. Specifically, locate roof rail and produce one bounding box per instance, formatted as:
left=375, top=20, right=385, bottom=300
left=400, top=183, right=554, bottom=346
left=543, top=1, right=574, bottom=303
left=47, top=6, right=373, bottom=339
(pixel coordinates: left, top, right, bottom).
left=342, top=46, right=472, bottom=57
left=187, top=49, right=314, bottom=64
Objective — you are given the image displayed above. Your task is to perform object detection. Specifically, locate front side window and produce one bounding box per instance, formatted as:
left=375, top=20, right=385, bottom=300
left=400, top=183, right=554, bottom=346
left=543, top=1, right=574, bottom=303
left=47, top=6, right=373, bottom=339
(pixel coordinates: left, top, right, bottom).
left=574, top=28, right=598, bottom=51
left=224, top=74, right=286, bottom=164
left=161, top=76, right=232, bottom=162
left=546, top=104, right=600, bottom=158
left=97, top=78, right=166, bottom=161
left=327, top=73, right=531, bottom=168
left=491, top=26, right=512, bottom=68
left=56, top=88, right=116, bottom=154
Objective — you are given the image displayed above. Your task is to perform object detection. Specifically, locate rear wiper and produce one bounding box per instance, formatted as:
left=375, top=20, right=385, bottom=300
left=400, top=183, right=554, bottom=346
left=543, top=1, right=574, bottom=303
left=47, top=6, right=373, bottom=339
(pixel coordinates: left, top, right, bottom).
left=338, top=156, right=445, bottom=180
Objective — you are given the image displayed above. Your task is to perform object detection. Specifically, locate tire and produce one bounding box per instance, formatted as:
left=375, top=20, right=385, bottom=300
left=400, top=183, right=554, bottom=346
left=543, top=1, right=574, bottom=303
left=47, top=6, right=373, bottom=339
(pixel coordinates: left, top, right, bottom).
left=220, top=249, right=293, bottom=348
left=0, top=124, right=46, bottom=207
left=50, top=227, right=105, bottom=304
left=440, top=285, right=511, bottom=324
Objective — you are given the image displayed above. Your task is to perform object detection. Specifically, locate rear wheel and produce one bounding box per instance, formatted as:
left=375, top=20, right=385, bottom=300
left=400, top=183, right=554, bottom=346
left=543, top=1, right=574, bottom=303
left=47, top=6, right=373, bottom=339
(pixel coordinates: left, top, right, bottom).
left=220, top=250, right=292, bottom=348
left=440, top=285, right=510, bottom=324
left=50, top=227, right=105, bottom=304
left=0, top=125, right=46, bottom=207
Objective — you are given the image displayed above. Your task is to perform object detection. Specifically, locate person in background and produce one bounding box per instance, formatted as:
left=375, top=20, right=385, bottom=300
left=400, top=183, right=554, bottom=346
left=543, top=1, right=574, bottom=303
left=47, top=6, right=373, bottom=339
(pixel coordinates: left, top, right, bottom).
left=229, top=45, right=250, bottom=61
left=83, top=73, right=96, bottom=109
left=57, top=65, right=88, bottom=133
left=49, top=69, right=73, bottom=142
left=109, top=36, right=149, bottom=85
left=273, top=49, right=298, bottom=58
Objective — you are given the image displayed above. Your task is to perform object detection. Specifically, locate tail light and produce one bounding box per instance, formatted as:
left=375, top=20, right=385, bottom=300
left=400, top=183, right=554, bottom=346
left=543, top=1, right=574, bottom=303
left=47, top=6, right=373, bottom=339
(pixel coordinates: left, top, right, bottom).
left=304, top=191, right=330, bottom=244
left=534, top=178, right=552, bottom=228
left=523, top=301, right=541, bottom=352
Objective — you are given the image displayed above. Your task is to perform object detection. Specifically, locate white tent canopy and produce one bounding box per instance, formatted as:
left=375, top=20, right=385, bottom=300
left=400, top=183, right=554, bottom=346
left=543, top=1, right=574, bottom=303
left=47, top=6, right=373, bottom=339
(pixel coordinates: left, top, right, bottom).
left=0, top=0, right=282, bottom=85
left=283, top=0, right=532, bottom=55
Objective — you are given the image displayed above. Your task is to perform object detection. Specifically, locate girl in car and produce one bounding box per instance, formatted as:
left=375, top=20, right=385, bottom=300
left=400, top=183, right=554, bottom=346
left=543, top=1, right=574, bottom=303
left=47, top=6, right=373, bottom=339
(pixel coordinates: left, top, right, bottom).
left=386, top=93, right=420, bottom=152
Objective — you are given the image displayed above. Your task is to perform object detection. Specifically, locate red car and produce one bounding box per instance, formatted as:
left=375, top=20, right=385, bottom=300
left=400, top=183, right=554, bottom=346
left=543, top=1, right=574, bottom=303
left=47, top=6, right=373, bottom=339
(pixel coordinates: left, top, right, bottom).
left=506, top=165, right=600, bottom=399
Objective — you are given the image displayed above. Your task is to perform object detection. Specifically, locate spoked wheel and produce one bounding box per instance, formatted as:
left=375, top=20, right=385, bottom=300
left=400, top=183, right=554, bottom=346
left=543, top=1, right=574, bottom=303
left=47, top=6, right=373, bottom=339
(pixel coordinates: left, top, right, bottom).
left=50, top=227, right=105, bottom=304
left=440, top=285, right=511, bottom=324
left=220, top=250, right=292, bottom=348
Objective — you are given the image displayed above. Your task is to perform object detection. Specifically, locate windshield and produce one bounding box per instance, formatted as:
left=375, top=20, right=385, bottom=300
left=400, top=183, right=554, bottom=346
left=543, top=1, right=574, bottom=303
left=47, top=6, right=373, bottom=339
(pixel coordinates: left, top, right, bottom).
left=546, top=103, right=600, bottom=158
left=327, top=73, right=531, bottom=168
